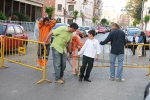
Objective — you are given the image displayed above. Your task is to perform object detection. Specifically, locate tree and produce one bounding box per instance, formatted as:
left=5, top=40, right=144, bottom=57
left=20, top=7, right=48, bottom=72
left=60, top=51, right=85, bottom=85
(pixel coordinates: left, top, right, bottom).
left=80, top=11, right=84, bottom=26
left=92, top=17, right=97, bottom=27
left=44, top=6, right=55, bottom=19
left=144, top=15, right=150, bottom=31
left=126, top=0, right=142, bottom=21
left=100, top=18, right=107, bottom=25
left=0, top=11, right=7, bottom=20
left=73, top=10, right=78, bottom=22
left=133, top=20, right=139, bottom=26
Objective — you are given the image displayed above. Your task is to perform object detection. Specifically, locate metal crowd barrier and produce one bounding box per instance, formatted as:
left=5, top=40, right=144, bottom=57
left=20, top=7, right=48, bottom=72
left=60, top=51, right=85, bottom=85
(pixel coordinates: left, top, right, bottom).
left=0, top=36, right=51, bottom=84
left=77, top=43, right=150, bottom=76
left=0, top=20, right=35, bottom=32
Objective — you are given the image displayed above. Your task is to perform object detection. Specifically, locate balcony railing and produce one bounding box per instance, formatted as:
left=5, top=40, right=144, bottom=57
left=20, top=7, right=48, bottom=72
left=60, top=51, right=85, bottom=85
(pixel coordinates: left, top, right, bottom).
left=67, top=0, right=76, bottom=3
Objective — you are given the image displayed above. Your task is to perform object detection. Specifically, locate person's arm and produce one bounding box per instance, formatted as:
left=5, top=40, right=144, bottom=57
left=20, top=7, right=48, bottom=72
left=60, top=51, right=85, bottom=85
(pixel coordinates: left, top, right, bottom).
left=38, top=18, right=44, bottom=29
left=48, top=19, right=56, bottom=28
left=138, top=36, right=142, bottom=43
left=100, top=32, right=112, bottom=45
left=95, top=40, right=101, bottom=60
left=78, top=40, right=87, bottom=55
left=42, top=31, right=53, bottom=46
left=123, top=32, right=126, bottom=45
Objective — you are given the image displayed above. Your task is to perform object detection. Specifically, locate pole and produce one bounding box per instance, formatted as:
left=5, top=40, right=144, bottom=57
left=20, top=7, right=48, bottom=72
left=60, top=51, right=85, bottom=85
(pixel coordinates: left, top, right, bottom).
left=64, top=0, right=66, bottom=23
left=141, top=0, right=144, bottom=30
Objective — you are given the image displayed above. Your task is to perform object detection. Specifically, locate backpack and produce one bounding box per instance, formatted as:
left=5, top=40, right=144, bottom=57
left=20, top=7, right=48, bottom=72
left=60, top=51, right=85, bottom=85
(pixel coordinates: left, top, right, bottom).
left=144, top=82, right=150, bottom=100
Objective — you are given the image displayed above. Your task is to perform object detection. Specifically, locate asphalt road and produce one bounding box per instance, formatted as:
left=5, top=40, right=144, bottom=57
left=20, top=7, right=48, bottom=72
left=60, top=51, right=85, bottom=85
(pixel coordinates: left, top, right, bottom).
left=0, top=32, right=149, bottom=100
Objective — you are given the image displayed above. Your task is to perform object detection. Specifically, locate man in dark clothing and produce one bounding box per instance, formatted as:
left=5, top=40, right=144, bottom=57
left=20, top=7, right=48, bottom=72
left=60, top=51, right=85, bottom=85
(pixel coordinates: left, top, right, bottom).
left=100, top=23, right=126, bottom=82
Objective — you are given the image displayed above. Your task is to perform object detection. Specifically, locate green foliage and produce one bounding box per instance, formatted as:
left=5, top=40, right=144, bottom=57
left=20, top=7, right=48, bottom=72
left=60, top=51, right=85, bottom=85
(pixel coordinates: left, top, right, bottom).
left=106, top=21, right=110, bottom=25
left=73, top=10, right=79, bottom=22
left=144, top=15, right=150, bottom=23
left=100, top=18, right=107, bottom=24
left=149, top=10, right=150, bottom=14
left=80, top=12, right=84, bottom=21
left=126, top=0, right=142, bottom=21
left=92, top=17, right=97, bottom=23
left=0, top=11, right=7, bottom=20
left=44, top=6, right=55, bottom=19
left=11, top=15, right=18, bottom=21
left=133, top=20, right=139, bottom=26
left=13, top=11, right=28, bottom=21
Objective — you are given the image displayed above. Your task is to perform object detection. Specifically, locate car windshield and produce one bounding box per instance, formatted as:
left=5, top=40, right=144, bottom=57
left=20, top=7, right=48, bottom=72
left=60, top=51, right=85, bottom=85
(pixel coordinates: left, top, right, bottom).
left=100, top=27, right=105, bottom=29
left=0, top=25, right=6, bottom=35
left=128, top=31, right=141, bottom=36
left=78, top=27, right=83, bottom=31
left=53, top=23, right=67, bottom=30
left=84, top=27, right=89, bottom=30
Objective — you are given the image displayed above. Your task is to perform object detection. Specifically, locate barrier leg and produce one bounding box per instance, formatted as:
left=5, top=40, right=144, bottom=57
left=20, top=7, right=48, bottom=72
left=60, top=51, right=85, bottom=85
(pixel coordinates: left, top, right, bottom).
left=146, top=68, right=150, bottom=76
left=37, top=47, right=51, bottom=84
left=0, top=40, right=8, bottom=68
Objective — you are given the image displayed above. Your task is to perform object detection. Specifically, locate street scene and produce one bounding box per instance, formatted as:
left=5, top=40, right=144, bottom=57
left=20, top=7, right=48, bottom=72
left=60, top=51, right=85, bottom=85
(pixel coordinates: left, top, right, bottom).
left=0, top=0, right=150, bottom=100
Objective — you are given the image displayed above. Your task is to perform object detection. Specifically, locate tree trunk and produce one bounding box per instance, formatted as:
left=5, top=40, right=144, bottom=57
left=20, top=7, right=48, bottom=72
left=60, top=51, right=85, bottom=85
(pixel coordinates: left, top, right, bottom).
left=145, top=23, right=147, bottom=32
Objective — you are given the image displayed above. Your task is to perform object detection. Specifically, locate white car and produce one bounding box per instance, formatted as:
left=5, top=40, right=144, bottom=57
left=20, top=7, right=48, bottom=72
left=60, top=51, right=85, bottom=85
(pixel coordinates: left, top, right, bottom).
left=83, top=26, right=92, bottom=35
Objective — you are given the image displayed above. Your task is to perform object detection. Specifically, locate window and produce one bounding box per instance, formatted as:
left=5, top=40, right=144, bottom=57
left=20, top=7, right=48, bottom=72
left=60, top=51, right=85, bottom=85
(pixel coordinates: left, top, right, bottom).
left=15, top=26, right=23, bottom=34
left=0, top=25, right=6, bottom=35
left=7, top=26, right=14, bottom=35
left=67, top=19, right=73, bottom=25
left=68, top=5, right=74, bottom=11
left=57, top=4, right=62, bottom=11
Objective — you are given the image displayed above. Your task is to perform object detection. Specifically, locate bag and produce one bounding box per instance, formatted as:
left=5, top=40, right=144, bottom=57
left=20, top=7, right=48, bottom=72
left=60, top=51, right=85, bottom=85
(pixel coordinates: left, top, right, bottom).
left=144, top=82, right=150, bottom=100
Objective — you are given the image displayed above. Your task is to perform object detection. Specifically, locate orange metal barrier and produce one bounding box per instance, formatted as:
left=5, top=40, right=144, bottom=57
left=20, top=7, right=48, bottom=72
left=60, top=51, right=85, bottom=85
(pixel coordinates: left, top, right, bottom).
left=77, top=43, right=150, bottom=76
left=0, top=36, right=51, bottom=84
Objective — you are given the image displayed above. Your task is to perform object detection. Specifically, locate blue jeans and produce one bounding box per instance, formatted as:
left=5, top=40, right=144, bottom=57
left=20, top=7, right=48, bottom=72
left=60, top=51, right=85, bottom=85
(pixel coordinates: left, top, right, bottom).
left=110, top=53, right=124, bottom=79
left=52, top=48, right=67, bottom=80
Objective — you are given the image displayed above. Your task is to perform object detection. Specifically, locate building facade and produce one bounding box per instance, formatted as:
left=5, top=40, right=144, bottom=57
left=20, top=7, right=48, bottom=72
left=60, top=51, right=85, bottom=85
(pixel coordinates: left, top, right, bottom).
left=0, top=0, right=56, bottom=21
left=54, top=0, right=95, bottom=26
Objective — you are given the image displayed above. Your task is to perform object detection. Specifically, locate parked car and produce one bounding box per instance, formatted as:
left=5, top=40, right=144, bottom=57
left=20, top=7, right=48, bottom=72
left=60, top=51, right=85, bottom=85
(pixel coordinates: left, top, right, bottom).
left=91, top=26, right=98, bottom=35
left=0, top=23, right=28, bottom=53
left=106, top=25, right=111, bottom=32
left=83, top=26, right=92, bottom=35
left=146, top=30, right=150, bottom=37
left=51, top=23, right=68, bottom=43
left=78, top=26, right=87, bottom=37
left=98, top=27, right=106, bottom=33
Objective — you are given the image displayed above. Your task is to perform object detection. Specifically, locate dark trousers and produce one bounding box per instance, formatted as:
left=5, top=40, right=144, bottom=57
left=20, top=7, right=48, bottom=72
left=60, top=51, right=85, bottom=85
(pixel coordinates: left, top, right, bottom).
left=80, top=55, right=94, bottom=79
left=130, top=45, right=137, bottom=55
left=37, top=43, right=50, bottom=60
left=142, top=46, right=146, bottom=56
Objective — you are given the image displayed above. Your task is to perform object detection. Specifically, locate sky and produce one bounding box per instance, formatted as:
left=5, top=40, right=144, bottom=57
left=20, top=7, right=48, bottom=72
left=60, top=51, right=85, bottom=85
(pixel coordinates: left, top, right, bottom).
left=102, top=0, right=127, bottom=11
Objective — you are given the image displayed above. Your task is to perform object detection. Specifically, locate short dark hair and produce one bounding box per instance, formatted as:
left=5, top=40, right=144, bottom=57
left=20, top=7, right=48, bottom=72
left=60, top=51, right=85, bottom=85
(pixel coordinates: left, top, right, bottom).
left=70, top=23, right=78, bottom=30
left=18, top=23, right=21, bottom=25
left=43, top=17, right=49, bottom=22
left=112, top=23, right=120, bottom=29
left=88, top=30, right=95, bottom=37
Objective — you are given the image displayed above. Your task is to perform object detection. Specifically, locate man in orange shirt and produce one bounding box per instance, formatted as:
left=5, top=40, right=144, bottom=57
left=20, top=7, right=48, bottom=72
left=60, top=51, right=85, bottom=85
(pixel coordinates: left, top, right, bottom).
left=38, top=17, right=56, bottom=68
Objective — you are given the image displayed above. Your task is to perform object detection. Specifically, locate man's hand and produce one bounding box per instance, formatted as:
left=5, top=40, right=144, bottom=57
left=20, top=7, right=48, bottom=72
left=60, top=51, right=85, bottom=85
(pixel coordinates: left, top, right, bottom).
left=95, top=55, right=99, bottom=60
left=42, top=41, right=46, bottom=46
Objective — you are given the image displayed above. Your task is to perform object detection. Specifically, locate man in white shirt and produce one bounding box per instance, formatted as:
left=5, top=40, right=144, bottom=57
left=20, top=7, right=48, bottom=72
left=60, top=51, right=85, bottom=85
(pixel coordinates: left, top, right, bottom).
left=131, top=33, right=139, bottom=55
left=78, top=30, right=101, bottom=82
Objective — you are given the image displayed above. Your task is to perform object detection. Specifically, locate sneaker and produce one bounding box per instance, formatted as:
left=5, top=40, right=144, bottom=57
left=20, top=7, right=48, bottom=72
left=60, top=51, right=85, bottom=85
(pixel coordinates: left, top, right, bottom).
left=55, top=79, right=64, bottom=84
left=40, top=60, right=48, bottom=67
left=116, top=78, right=125, bottom=82
left=109, top=76, right=115, bottom=81
left=61, top=77, right=65, bottom=82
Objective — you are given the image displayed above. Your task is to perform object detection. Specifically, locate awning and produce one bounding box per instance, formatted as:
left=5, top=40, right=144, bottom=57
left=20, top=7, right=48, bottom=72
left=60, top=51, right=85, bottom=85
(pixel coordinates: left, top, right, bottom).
left=14, top=0, right=43, bottom=7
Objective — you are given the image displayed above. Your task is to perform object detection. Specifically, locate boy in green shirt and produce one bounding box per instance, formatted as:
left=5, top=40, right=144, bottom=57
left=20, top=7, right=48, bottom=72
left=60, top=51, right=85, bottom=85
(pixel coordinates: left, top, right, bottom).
left=42, top=23, right=78, bottom=84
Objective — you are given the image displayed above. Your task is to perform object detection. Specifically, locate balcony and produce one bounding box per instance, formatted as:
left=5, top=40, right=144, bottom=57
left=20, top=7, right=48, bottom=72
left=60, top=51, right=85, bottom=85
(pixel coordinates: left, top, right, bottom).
left=82, top=0, right=88, bottom=5
left=67, top=0, right=76, bottom=3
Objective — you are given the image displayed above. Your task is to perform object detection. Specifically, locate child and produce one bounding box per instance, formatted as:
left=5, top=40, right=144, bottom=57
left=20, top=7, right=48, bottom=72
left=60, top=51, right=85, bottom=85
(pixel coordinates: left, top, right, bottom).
left=78, top=30, right=101, bottom=82
left=38, top=17, right=56, bottom=68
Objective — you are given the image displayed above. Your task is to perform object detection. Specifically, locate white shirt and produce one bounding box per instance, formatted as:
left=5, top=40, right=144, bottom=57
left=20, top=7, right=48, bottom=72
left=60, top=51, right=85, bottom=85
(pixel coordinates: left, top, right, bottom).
left=78, top=38, right=101, bottom=58
left=131, top=36, right=139, bottom=43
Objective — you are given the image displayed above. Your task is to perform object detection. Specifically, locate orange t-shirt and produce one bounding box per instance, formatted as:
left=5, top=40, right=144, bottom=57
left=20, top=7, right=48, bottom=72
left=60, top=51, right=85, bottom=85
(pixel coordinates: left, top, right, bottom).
left=38, top=20, right=56, bottom=44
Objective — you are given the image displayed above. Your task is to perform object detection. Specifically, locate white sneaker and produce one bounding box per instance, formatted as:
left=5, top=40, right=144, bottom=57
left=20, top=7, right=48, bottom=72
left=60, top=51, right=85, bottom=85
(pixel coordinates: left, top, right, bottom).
left=116, top=78, right=125, bottom=82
